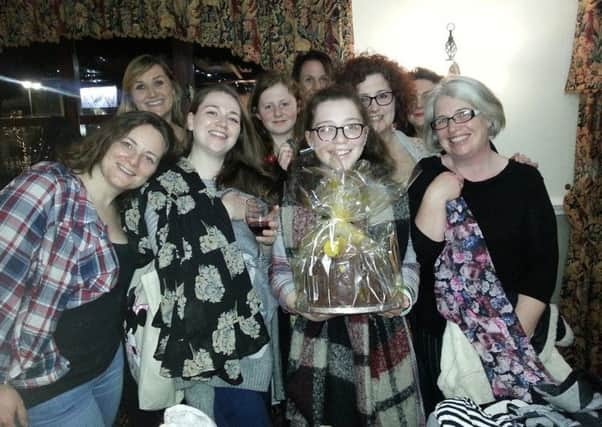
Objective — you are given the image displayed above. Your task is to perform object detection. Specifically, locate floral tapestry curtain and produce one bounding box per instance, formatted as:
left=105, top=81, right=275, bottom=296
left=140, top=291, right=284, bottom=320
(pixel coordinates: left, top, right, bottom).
left=0, top=0, right=354, bottom=70
left=561, top=0, right=602, bottom=378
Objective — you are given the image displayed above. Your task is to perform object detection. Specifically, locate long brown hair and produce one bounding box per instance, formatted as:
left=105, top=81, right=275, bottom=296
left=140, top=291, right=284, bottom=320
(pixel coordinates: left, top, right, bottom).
left=188, top=84, right=280, bottom=204
left=57, top=111, right=175, bottom=175
left=248, top=71, right=304, bottom=158
left=302, top=84, right=395, bottom=179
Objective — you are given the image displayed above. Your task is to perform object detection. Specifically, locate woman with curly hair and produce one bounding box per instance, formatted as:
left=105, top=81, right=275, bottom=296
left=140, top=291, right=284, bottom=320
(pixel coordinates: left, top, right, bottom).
left=338, top=54, right=430, bottom=184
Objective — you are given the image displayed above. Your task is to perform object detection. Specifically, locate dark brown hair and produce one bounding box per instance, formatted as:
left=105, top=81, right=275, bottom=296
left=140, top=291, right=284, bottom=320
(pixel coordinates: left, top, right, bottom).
left=292, top=50, right=334, bottom=82
left=410, top=67, right=443, bottom=84
left=188, top=84, right=280, bottom=204
left=57, top=111, right=175, bottom=175
left=302, top=84, right=395, bottom=179
left=337, top=53, right=416, bottom=134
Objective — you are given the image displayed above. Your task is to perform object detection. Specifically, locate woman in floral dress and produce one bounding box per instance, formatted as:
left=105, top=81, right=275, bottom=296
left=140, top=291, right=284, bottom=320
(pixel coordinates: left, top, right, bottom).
left=123, top=84, right=290, bottom=426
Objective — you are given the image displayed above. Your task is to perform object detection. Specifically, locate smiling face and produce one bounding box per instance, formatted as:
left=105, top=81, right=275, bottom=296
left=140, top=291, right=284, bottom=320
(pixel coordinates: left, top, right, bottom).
left=408, top=78, right=437, bottom=133
left=306, top=98, right=367, bottom=170
left=356, top=73, right=395, bottom=138
left=256, top=82, right=298, bottom=141
left=434, top=95, right=490, bottom=160
left=299, top=60, right=330, bottom=97
left=187, top=91, right=241, bottom=161
left=130, top=64, right=176, bottom=121
left=98, top=124, right=166, bottom=192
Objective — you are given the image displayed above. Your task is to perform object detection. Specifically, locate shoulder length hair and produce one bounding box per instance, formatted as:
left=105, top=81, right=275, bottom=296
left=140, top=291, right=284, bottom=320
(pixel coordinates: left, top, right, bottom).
left=57, top=111, right=175, bottom=175
left=423, top=75, right=505, bottom=152
left=291, top=50, right=334, bottom=83
left=248, top=71, right=304, bottom=153
left=118, top=54, right=186, bottom=128
left=188, top=84, right=280, bottom=204
left=302, top=84, right=395, bottom=179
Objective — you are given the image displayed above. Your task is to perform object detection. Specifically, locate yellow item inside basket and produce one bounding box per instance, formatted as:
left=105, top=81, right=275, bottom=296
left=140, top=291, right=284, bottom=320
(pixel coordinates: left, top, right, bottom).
left=323, top=237, right=345, bottom=257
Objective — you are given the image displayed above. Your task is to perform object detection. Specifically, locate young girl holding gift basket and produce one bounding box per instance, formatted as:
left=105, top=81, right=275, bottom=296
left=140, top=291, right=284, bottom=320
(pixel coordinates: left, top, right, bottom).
left=273, top=85, right=425, bottom=426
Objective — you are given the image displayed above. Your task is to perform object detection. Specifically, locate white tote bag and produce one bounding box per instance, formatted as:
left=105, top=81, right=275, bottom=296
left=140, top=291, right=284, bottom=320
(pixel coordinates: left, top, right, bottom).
left=125, top=261, right=184, bottom=410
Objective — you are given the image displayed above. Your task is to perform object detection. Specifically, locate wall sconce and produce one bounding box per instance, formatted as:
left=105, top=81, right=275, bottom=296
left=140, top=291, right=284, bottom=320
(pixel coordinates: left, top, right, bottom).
left=445, top=23, right=460, bottom=76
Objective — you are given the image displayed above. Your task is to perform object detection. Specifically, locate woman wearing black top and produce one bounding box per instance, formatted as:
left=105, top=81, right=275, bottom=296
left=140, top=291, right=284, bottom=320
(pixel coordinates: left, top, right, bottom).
left=408, top=76, right=558, bottom=414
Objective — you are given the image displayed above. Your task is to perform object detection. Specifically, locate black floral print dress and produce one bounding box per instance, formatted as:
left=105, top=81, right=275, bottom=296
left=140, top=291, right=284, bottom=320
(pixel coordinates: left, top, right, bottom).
left=123, top=158, right=269, bottom=385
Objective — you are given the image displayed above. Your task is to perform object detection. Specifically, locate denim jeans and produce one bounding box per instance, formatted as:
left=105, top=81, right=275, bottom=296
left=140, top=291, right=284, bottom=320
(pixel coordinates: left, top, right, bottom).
left=27, top=345, right=124, bottom=427
left=213, top=387, right=270, bottom=427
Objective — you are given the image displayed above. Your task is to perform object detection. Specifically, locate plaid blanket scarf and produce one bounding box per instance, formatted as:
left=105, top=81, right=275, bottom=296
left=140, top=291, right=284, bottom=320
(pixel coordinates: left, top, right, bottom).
left=286, top=314, right=425, bottom=426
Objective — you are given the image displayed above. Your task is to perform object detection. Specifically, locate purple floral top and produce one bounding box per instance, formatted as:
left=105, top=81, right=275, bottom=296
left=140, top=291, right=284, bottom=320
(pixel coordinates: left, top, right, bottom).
left=434, top=197, right=551, bottom=401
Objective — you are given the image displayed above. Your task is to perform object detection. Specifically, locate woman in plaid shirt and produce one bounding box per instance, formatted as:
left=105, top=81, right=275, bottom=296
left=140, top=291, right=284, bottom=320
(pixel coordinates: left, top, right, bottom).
left=0, top=111, right=173, bottom=427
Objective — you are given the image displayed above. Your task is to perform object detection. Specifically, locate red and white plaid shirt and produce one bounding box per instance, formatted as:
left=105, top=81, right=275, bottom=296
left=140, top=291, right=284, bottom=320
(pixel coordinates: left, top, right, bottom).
left=0, top=162, right=118, bottom=388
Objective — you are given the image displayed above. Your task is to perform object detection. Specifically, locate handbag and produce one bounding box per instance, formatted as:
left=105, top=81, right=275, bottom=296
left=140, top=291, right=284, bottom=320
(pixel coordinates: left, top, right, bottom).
left=438, top=303, right=573, bottom=404
left=125, top=261, right=184, bottom=410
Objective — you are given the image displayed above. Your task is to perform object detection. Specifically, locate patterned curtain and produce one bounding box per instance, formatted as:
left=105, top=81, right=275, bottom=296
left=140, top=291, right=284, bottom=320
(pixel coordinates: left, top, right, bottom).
left=0, top=0, right=354, bottom=70
left=561, top=0, right=602, bottom=377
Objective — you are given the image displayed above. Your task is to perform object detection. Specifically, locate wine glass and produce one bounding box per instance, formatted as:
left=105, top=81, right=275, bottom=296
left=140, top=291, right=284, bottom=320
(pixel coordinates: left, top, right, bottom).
left=245, top=198, right=270, bottom=236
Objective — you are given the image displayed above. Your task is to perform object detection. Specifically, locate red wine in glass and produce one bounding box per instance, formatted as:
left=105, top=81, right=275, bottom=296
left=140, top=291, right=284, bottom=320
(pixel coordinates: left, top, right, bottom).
left=245, top=198, right=270, bottom=236
left=248, top=219, right=271, bottom=236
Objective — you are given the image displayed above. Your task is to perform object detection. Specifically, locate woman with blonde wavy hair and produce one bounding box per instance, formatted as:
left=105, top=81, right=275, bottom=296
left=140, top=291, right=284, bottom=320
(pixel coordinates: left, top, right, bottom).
left=118, top=54, right=188, bottom=153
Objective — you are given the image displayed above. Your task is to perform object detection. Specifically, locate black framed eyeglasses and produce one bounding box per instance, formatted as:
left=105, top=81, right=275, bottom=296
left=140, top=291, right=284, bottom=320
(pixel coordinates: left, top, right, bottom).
left=359, top=91, right=394, bottom=108
left=310, top=123, right=366, bottom=142
left=430, top=108, right=481, bottom=130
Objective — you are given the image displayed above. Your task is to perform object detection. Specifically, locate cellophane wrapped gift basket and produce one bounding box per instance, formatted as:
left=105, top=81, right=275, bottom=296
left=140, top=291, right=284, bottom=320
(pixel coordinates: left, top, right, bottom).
left=292, top=160, right=407, bottom=314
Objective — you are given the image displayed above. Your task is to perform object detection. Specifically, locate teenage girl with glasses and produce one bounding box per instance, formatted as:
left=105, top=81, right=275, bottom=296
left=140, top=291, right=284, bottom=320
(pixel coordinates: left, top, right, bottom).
left=274, top=85, right=424, bottom=426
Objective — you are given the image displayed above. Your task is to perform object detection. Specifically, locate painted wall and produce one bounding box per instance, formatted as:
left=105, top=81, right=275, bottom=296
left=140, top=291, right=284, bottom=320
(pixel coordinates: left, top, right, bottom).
left=352, top=0, right=579, bottom=208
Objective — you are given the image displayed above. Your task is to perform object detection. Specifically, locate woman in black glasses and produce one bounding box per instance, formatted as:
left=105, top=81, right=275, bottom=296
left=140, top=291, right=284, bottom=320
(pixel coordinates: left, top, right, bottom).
left=276, top=85, right=424, bottom=426
left=338, top=54, right=431, bottom=184
left=408, top=76, right=559, bottom=414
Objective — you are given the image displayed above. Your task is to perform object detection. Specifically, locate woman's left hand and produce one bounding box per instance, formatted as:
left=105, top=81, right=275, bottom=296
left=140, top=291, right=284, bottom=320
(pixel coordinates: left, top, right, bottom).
left=255, top=205, right=279, bottom=246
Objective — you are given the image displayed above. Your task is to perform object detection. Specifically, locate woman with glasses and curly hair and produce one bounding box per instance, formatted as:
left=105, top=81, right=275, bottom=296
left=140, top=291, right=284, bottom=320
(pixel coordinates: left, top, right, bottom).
left=338, top=54, right=431, bottom=184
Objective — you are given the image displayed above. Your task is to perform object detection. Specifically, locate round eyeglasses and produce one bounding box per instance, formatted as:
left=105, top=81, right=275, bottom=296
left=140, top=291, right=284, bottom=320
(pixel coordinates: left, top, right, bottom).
left=430, top=108, right=481, bottom=130
left=359, top=91, right=394, bottom=108
left=310, top=123, right=366, bottom=142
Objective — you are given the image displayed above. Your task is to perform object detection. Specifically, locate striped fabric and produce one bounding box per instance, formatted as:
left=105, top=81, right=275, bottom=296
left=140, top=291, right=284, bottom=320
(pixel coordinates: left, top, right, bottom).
left=433, top=398, right=514, bottom=427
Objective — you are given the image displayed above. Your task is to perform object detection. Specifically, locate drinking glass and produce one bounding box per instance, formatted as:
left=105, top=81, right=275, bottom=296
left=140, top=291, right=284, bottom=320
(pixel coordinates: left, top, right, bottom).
left=245, top=198, right=270, bottom=236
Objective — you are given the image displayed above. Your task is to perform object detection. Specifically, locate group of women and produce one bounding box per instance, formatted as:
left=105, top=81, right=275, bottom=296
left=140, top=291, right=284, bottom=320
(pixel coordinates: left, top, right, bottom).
left=0, top=47, right=560, bottom=427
